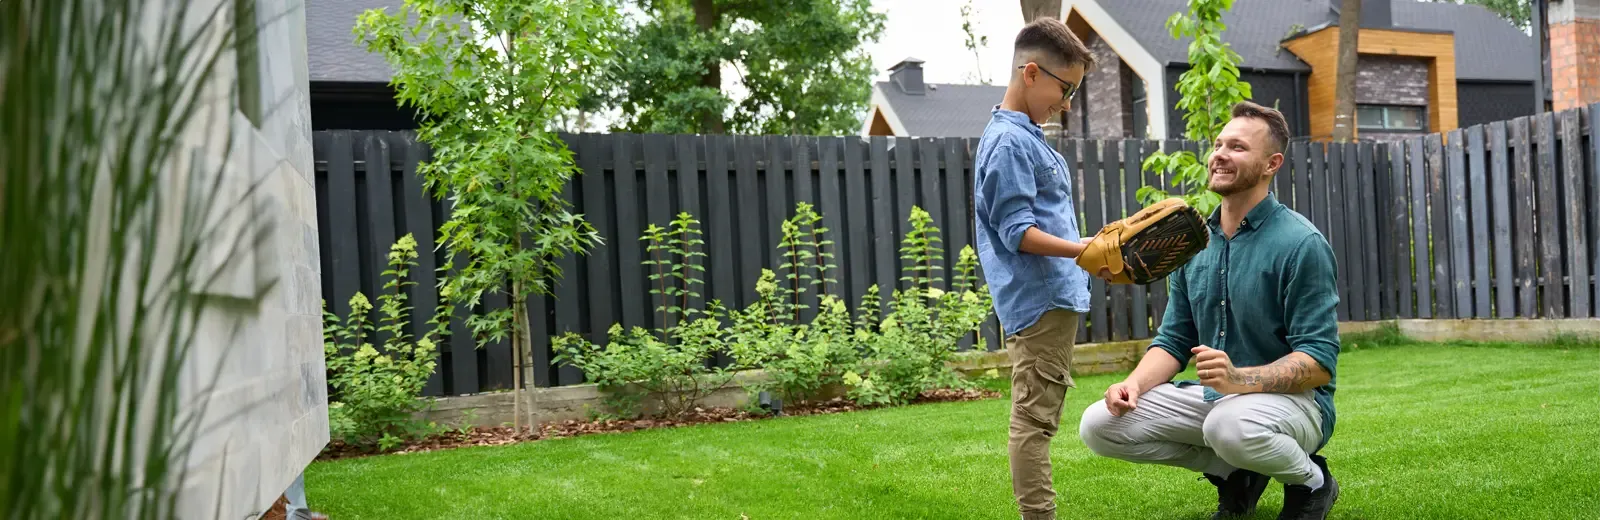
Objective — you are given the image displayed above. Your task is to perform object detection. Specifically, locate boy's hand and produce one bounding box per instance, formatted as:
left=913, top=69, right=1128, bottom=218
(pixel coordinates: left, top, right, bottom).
left=1078, top=236, right=1115, bottom=280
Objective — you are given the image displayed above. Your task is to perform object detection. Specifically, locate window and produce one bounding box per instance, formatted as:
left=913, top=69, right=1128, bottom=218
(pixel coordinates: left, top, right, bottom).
left=1357, top=104, right=1425, bottom=132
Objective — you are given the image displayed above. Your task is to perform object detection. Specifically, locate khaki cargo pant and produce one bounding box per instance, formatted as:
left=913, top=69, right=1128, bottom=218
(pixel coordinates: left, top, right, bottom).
left=1005, top=309, right=1080, bottom=520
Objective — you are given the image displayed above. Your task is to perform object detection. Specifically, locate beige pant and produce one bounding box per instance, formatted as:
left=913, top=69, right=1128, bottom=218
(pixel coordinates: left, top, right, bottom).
left=1006, top=309, right=1080, bottom=520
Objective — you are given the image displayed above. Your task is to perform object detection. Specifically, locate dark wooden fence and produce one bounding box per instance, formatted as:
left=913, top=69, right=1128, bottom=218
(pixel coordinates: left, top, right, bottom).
left=313, top=104, right=1600, bottom=396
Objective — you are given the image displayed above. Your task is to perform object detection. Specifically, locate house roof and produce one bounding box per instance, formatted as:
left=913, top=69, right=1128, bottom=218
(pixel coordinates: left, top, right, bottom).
left=873, top=82, right=1007, bottom=137
left=307, top=0, right=403, bottom=83
left=1094, top=0, right=1538, bottom=82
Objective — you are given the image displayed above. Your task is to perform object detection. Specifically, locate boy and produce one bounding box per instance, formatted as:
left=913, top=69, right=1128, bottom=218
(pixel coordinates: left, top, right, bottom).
left=971, top=16, right=1097, bottom=520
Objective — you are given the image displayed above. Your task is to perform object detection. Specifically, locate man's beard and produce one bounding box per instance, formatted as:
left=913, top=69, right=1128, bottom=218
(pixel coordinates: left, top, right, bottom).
left=1208, top=162, right=1266, bottom=197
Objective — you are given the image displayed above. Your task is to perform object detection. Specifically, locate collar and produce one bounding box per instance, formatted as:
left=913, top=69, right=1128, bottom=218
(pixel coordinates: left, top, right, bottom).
left=991, top=105, right=1044, bottom=139
left=1208, top=192, right=1282, bottom=233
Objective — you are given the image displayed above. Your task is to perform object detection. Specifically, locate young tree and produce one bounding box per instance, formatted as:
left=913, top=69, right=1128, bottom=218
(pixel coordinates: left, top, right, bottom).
left=356, top=0, right=620, bottom=434
left=1137, top=0, right=1252, bottom=216
left=961, top=0, right=992, bottom=85
left=602, top=0, right=885, bottom=135
left=1331, top=0, right=1361, bottom=142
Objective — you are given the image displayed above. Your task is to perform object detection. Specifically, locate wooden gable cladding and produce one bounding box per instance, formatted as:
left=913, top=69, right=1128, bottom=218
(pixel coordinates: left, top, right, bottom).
left=1282, top=26, right=1458, bottom=141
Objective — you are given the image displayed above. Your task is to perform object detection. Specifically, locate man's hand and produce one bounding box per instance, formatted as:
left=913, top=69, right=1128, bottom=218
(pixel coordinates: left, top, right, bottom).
left=1192, top=345, right=1246, bottom=394
left=1192, top=346, right=1331, bottom=395
left=1103, top=380, right=1140, bottom=416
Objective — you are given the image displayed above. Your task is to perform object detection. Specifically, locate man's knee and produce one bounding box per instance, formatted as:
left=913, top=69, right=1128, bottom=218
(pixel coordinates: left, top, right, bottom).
left=1077, top=400, right=1122, bottom=457
left=1201, top=403, right=1273, bottom=464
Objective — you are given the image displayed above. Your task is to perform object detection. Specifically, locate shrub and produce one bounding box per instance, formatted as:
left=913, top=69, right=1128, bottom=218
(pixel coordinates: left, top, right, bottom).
left=323, top=234, right=453, bottom=451
left=842, top=207, right=993, bottom=406
left=553, top=212, right=734, bottom=419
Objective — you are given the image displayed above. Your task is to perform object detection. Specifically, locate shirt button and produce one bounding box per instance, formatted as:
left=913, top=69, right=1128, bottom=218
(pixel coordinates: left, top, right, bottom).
left=1221, top=300, right=1227, bottom=306
left=1220, top=331, right=1227, bottom=338
left=1220, top=268, right=1226, bottom=275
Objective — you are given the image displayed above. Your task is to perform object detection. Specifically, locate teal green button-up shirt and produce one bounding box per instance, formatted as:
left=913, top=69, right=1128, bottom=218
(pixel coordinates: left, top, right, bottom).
left=1148, top=193, right=1342, bottom=450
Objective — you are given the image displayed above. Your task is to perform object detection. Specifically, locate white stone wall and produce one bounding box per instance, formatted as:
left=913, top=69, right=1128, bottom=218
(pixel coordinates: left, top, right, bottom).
left=167, top=0, right=326, bottom=517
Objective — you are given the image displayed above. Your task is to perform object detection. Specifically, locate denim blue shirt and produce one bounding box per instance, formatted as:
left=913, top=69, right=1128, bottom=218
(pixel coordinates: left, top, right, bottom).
left=972, top=108, right=1092, bottom=336
left=1148, top=193, right=1341, bottom=450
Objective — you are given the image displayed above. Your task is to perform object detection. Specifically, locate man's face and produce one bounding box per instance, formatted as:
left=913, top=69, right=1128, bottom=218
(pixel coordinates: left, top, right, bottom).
left=1021, top=61, right=1085, bottom=122
left=1207, top=117, right=1279, bottom=196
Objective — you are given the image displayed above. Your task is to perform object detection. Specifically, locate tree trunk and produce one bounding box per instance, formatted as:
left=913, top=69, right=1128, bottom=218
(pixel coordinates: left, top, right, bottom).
left=1332, top=0, right=1361, bottom=142
left=1020, top=0, right=1063, bottom=22
left=511, top=283, right=527, bottom=437
left=693, top=0, right=725, bottom=134
left=515, top=291, right=535, bottom=435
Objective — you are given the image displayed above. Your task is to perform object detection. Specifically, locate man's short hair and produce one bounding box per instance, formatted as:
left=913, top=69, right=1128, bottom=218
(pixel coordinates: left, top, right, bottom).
left=1230, top=101, right=1290, bottom=154
left=1014, top=17, right=1095, bottom=69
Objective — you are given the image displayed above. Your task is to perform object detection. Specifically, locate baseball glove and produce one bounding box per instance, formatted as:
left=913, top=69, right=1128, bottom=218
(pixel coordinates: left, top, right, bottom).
left=1076, top=197, right=1209, bottom=285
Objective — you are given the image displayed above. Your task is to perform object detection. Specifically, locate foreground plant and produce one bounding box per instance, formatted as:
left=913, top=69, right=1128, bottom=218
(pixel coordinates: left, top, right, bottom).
left=3, top=0, right=275, bottom=516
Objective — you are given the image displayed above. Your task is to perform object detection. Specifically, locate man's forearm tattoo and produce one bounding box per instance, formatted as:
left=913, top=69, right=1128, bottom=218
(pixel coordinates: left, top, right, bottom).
left=1225, top=357, right=1314, bottom=393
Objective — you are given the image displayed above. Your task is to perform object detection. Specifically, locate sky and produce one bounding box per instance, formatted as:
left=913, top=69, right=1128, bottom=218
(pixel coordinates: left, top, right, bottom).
left=863, top=0, right=1026, bottom=86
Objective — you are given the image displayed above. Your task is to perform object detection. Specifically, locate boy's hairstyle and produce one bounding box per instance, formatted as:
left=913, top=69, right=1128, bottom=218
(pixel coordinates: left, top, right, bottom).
left=1230, top=101, right=1291, bottom=155
left=1013, top=17, right=1095, bottom=69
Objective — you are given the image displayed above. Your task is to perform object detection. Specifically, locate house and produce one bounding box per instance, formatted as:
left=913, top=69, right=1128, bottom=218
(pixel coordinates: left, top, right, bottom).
left=306, top=0, right=421, bottom=130
left=862, top=0, right=1541, bottom=142
left=860, top=58, right=1009, bottom=137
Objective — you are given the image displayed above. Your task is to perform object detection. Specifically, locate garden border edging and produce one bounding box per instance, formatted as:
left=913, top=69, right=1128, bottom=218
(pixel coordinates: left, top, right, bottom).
left=419, top=319, right=1600, bottom=428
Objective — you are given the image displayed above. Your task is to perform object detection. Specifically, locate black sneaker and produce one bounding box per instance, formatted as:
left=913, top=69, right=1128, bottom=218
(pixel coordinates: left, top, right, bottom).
left=1278, top=454, right=1339, bottom=520
left=1204, top=469, right=1271, bottom=519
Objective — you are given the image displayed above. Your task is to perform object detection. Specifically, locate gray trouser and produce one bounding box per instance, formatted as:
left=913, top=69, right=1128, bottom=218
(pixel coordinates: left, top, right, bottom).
left=1078, top=383, right=1323, bottom=485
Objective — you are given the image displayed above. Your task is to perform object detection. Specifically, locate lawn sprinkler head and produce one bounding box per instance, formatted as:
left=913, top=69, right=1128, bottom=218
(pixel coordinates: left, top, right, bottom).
left=758, top=391, right=783, bottom=416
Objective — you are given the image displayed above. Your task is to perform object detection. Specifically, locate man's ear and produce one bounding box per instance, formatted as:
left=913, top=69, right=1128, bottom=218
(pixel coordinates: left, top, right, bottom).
left=1267, top=152, right=1285, bottom=175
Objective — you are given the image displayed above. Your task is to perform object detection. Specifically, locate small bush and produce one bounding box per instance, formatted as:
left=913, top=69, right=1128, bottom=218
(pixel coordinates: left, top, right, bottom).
left=323, top=234, right=452, bottom=451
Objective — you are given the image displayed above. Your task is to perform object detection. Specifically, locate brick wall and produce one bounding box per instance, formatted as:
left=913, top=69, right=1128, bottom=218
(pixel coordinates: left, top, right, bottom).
left=1084, top=34, right=1133, bottom=139
left=1550, top=18, right=1600, bottom=111
left=1356, top=55, right=1429, bottom=142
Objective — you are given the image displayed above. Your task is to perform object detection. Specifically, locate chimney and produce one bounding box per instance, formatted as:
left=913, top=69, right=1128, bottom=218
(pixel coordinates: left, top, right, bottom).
left=1329, top=0, right=1393, bottom=29
left=1549, top=0, right=1600, bottom=111
left=890, top=57, right=926, bottom=95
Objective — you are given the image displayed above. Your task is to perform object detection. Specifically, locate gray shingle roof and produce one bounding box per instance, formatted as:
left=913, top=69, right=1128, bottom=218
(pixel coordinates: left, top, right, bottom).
left=875, top=82, right=1007, bottom=137
left=307, top=0, right=403, bottom=83
left=1095, top=0, right=1538, bottom=82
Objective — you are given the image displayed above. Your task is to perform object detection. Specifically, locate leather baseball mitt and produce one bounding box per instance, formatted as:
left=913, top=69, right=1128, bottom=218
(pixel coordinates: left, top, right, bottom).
left=1076, top=197, right=1209, bottom=285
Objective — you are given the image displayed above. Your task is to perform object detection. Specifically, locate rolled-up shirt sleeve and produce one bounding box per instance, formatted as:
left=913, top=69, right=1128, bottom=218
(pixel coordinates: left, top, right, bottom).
left=1284, top=235, right=1341, bottom=379
left=976, top=145, right=1038, bottom=254
left=1148, top=266, right=1197, bottom=367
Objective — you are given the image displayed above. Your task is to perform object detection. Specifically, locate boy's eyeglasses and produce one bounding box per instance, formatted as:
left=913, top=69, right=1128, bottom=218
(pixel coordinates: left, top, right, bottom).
left=1019, top=65, right=1080, bottom=104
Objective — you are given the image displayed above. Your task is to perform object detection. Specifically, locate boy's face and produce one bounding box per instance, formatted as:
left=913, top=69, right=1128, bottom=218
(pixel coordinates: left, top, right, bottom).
left=1018, top=61, right=1085, bottom=124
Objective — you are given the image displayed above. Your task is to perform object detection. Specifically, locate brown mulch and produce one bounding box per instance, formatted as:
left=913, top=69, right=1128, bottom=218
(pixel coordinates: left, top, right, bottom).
left=316, top=387, right=999, bottom=462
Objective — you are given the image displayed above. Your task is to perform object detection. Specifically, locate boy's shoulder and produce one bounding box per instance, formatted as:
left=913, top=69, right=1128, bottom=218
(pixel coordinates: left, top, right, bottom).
left=976, top=122, right=1046, bottom=164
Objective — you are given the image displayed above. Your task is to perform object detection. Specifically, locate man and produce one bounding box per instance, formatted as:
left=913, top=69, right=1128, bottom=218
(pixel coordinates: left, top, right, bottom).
left=1077, top=102, right=1342, bottom=520
left=971, top=16, right=1098, bottom=520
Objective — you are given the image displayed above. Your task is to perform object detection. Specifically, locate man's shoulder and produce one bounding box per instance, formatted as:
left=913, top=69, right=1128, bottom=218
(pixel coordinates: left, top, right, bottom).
left=1266, top=207, right=1329, bottom=249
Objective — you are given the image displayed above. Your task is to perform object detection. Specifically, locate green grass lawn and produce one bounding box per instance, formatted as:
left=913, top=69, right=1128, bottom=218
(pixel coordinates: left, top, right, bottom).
left=306, top=338, right=1600, bottom=519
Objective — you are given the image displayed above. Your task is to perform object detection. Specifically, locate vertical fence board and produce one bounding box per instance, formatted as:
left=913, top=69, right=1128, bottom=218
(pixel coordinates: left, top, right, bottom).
left=1308, top=143, right=1330, bottom=238
left=612, top=134, right=648, bottom=328
left=844, top=138, right=872, bottom=310
left=894, top=139, right=917, bottom=289
left=1561, top=109, right=1590, bottom=317
left=707, top=135, right=739, bottom=337
left=975, top=138, right=1002, bottom=350
left=1446, top=129, right=1472, bottom=318
left=359, top=136, right=398, bottom=343
left=1291, top=141, right=1312, bottom=222
left=1389, top=141, right=1415, bottom=318
left=918, top=138, right=947, bottom=289
left=550, top=175, right=581, bottom=387
left=1358, top=143, right=1382, bottom=320
left=388, top=134, right=443, bottom=394
left=675, top=135, right=707, bottom=328
left=1466, top=126, right=1492, bottom=318
left=819, top=137, right=846, bottom=300
left=1124, top=140, right=1151, bottom=338
left=870, top=137, right=896, bottom=311
left=766, top=136, right=792, bottom=295
left=1326, top=143, right=1351, bottom=320
left=1148, top=141, right=1172, bottom=328
left=1590, top=105, right=1600, bottom=315
left=1408, top=138, right=1434, bottom=318
left=480, top=291, right=513, bottom=390
left=1102, top=141, right=1129, bottom=341
left=1082, top=142, right=1110, bottom=342
left=1512, top=117, right=1539, bottom=317
left=579, top=133, right=618, bottom=364
left=1065, top=140, right=1090, bottom=343
left=1426, top=134, right=1454, bottom=318
left=643, top=135, right=674, bottom=330
left=944, top=137, right=972, bottom=278
left=1536, top=113, right=1564, bottom=317
left=736, top=137, right=765, bottom=308
left=1489, top=121, right=1514, bottom=318
left=1342, top=143, right=1367, bottom=319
